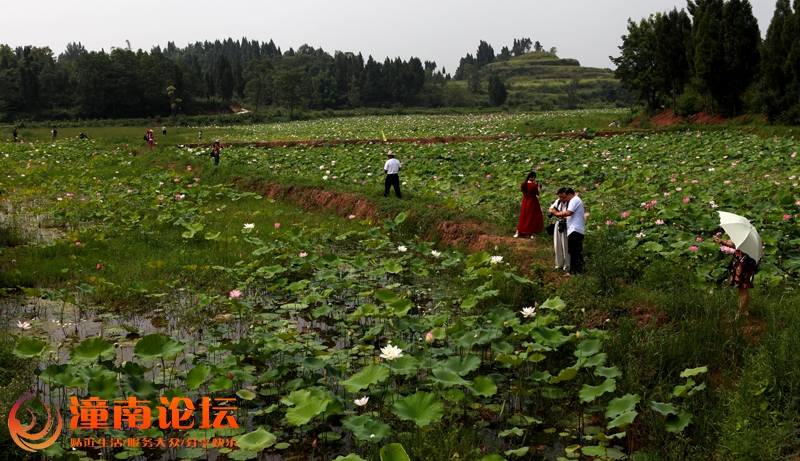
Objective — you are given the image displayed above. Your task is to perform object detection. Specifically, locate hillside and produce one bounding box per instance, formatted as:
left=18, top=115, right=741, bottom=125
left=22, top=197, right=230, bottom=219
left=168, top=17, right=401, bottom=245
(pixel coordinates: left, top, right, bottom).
left=480, top=52, right=632, bottom=110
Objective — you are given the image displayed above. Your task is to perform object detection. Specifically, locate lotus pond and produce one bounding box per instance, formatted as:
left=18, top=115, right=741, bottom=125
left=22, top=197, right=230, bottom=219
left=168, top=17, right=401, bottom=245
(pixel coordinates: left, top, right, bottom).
left=1, top=115, right=799, bottom=461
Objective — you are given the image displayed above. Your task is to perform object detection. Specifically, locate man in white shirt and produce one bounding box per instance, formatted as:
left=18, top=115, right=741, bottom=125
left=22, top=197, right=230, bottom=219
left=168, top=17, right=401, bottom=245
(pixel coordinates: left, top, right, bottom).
left=550, top=188, right=584, bottom=275
left=383, top=151, right=402, bottom=198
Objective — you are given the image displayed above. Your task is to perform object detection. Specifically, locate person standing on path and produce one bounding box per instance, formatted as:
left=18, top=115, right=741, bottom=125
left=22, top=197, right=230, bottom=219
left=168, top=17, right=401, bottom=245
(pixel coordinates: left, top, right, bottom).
left=548, top=188, right=570, bottom=271
left=713, top=235, right=758, bottom=313
left=384, top=150, right=401, bottom=198
left=514, top=172, right=544, bottom=238
left=162, top=125, right=167, bottom=136
left=12, top=127, right=18, bottom=142
left=211, top=140, right=222, bottom=166
left=145, top=130, right=154, bottom=149
left=550, top=188, right=584, bottom=275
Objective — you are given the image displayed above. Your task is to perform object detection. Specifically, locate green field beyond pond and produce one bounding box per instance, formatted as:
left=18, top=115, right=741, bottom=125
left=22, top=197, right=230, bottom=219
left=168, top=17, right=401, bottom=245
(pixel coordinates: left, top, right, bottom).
left=2, top=112, right=800, bottom=461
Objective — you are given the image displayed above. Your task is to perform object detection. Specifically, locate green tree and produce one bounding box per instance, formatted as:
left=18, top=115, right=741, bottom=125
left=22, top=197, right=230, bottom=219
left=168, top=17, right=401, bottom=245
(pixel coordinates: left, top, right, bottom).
left=214, top=55, right=234, bottom=103
left=611, top=16, right=660, bottom=110
left=720, top=0, right=761, bottom=115
left=476, top=41, right=495, bottom=68
left=760, top=0, right=797, bottom=119
left=311, top=70, right=339, bottom=109
left=487, top=74, right=507, bottom=106
left=690, top=0, right=725, bottom=113
left=274, top=69, right=307, bottom=119
left=653, top=8, right=692, bottom=111
left=242, top=58, right=273, bottom=112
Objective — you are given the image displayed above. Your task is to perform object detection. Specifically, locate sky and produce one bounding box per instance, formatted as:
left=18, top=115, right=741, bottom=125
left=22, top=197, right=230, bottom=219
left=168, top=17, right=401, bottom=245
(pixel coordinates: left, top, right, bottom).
left=1, top=0, right=776, bottom=74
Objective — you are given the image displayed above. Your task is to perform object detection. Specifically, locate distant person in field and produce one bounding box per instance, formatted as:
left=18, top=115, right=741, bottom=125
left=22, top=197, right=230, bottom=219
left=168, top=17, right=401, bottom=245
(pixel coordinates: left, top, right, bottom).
left=51, top=129, right=58, bottom=139
left=162, top=125, right=167, bottom=136
left=211, top=140, right=222, bottom=166
left=383, top=150, right=401, bottom=198
left=549, top=187, right=570, bottom=271
left=198, top=130, right=203, bottom=141
left=549, top=187, right=584, bottom=275
left=144, top=130, right=154, bottom=149
left=514, top=172, right=543, bottom=238
left=12, top=127, right=17, bottom=142
left=78, top=132, right=87, bottom=139
left=713, top=235, right=759, bottom=313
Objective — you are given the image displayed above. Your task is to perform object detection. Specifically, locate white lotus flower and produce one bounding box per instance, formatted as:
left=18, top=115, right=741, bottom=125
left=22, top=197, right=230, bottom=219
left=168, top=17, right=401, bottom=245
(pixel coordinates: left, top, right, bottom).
left=17, top=320, right=31, bottom=330
left=521, top=307, right=536, bottom=318
left=397, top=245, right=407, bottom=252
left=431, top=250, right=441, bottom=257
left=243, top=223, right=255, bottom=229
left=354, top=396, right=369, bottom=407
left=379, top=344, right=404, bottom=361
left=490, top=255, right=503, bottom=264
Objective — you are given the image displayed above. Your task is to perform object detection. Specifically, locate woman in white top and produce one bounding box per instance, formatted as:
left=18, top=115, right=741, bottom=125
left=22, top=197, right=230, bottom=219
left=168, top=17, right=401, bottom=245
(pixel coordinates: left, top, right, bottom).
left=550, top=188, right=570, bottom=271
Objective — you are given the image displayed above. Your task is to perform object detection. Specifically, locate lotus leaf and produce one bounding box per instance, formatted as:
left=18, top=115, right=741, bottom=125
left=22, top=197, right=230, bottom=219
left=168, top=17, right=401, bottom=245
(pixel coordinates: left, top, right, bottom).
left=134, top=334, right=185, bottom=361
left=236, top=427, right=276, bottom=451
left=71, top=337, right=116, bottom=363
left=391, top=392, right=445, bottom=427
left=380, top=443, right=411, bottom=461
left=13, top=338, right=51, bottom=358
left=342, top=415, right=392, bottom=442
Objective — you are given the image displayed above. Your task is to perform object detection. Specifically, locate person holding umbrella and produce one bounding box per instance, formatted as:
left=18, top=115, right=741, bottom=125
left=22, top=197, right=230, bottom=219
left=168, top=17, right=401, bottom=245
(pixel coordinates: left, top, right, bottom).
left=713, top=211, right=762, bottom=313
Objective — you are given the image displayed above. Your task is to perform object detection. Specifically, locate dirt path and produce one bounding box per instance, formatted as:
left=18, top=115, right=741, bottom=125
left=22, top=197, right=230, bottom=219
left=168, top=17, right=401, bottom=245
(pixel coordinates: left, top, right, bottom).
left=179, top=130, right=651, bottom=149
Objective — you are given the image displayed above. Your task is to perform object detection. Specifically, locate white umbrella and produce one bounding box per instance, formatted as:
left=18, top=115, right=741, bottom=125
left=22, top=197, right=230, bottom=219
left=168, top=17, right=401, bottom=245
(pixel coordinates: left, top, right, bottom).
left=717, top=211, right=763, bottom=262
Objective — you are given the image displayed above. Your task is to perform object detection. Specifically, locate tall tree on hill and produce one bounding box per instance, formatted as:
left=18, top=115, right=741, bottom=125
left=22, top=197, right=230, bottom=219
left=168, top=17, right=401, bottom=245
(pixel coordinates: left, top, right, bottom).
left=476, top=41, right=495, bottom=68
left=760, top=0, right=797, bottom=120
left=653, top=8, right=692, bottom=111
left=512, top=38, right=532, bottom=56
left=689, top=0, right=725, bottom=114
left=487, top=74, right=507, bottom=106
left=720, top=0, right=761, bottom=115
left=274, top=69, right=306, bottom=119
left=454, top=54, right=475, bottom=80
left=232, top=60, right=245, bottom=99
left=611, top=16, right=660, bottom=110
left=214, top=55, right=234, bottom=103
left=242, top=58, right=273, bottom=112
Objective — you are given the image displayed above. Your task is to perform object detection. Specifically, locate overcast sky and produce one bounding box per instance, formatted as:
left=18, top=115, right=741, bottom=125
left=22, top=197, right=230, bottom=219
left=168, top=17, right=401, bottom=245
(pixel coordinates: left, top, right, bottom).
left=1, top=0, right=776, bottom=74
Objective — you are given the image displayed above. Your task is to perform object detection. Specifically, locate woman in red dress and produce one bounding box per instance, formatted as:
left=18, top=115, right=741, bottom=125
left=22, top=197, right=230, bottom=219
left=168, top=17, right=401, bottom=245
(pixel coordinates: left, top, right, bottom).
left=514, top=172, right=544, bottom=238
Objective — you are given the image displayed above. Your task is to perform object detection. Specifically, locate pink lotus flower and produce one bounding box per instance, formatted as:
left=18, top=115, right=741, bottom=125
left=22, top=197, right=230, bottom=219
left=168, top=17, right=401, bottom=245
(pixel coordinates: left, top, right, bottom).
left=696, top=237, right=702, bottom=242
left=187, top=166, right=192, bottom=170
left=621, top=211, right=630, bottom=218
left=96, top=264, right=102, bottom=269
left=425, top=331, right=434, bottom=344
left=689, top=246, right=698, bottom=252
left=675, top=187, right=682, bottom=191
left=229, top=289, right=242, bottom=298
left=75, top=241, right=81, bottom=246
left=784, top=214, right=791, bottom=220
left=299, top=252, right=308, bottom=258
left=486, top=174, right=491, bottom=178
left=349, top=214, right=356, bottom=219
left=606, top=220, right=614, bottom=226
left=683, top=197, right=690, bottom=203
left=274, top=222, right=280, bottom=228
left=655, top=219, right=665, bottom=225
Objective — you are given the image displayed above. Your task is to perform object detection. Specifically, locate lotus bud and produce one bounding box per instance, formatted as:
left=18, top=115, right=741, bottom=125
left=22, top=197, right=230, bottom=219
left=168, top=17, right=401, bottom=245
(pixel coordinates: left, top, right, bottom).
left=576, top=331, right=581, bottom=338
left=312, top=439, right=317, bottom=448
left=425, top=331, right=434, bottom=344
left=227, top=372, right=233, bottom=379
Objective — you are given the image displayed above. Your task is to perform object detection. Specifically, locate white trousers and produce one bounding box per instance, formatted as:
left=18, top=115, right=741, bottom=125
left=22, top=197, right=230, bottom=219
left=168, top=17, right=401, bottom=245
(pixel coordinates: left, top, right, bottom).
left=554, top=227, right=570, bottom=270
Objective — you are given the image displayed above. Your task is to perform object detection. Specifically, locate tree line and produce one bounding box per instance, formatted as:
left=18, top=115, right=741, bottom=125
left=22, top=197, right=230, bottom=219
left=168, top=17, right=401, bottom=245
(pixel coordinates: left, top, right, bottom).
left=612, top=0, right=800, bottom=123
left=0, top=37, right=469, bottom=123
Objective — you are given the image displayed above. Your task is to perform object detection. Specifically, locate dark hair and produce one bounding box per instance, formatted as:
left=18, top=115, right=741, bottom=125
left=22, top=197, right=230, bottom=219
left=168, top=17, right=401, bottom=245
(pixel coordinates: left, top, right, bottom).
left=525, top=172, right=537, bottom=182
left=565, top=188, right=576, bottom=195
left=556, top=187, right=566, bottom=194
